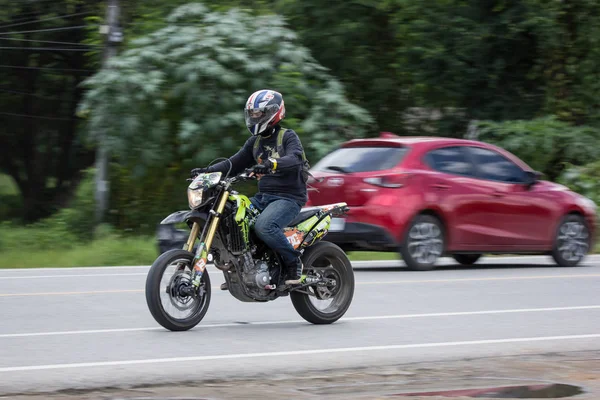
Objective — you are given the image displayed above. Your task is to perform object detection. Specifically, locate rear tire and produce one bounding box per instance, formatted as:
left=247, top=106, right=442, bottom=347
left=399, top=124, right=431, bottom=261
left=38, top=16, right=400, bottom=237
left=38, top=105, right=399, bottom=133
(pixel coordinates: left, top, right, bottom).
left=400, top=214, right=445, bottom=271
left=551, top=214, right=590, bottom=267
left=452, top=254, right=482, bottom=266
left=145, top=249, right=211, bottom=331
left=291, top=241, right=354, bottom=324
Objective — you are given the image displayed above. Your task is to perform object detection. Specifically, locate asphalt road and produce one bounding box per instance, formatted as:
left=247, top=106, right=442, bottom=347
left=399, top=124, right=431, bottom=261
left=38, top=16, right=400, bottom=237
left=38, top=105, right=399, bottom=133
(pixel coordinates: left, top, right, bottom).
left=1, top=255, right=600, bottom=395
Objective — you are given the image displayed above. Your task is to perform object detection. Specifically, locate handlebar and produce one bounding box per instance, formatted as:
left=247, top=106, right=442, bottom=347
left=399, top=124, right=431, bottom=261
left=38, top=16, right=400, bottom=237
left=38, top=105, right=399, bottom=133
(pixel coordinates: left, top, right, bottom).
left=189, top=165, right=266, bottom=185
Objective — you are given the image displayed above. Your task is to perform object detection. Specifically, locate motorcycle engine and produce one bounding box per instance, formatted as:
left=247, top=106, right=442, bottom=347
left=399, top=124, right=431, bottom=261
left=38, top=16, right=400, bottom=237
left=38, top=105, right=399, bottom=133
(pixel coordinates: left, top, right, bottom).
left=241, top=253, right=273, bottom=296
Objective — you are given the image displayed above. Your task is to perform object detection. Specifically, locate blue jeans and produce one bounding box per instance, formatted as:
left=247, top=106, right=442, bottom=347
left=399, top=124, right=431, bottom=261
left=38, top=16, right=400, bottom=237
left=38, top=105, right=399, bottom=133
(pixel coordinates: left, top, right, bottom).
left=251, top=193, right=303, bottom=271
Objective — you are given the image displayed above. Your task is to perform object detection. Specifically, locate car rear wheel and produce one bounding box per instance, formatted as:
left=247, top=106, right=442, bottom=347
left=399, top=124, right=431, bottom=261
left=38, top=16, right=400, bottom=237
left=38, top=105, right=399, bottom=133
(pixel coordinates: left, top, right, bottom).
left=400, top=214, right=444, bottom=271
left=452, top=254, right=482, bottom=266
left=552, top=214, right=590, bottom=267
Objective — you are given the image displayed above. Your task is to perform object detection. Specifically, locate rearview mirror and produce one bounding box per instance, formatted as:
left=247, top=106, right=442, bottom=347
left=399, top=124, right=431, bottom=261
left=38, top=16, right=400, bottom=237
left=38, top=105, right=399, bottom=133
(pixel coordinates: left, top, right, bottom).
left=523, top=170, right=541, bottom=188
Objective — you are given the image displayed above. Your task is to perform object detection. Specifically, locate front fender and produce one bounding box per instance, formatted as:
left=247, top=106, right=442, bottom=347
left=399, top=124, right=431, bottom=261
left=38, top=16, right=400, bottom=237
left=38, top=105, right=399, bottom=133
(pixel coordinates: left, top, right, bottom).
left=160, top=210, right=208, bottom=226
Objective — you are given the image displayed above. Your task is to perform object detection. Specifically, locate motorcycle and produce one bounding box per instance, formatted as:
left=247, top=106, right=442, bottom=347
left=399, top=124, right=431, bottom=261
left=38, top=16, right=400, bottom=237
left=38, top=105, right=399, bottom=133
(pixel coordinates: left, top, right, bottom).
left=145, top=167, right=355, bottom=331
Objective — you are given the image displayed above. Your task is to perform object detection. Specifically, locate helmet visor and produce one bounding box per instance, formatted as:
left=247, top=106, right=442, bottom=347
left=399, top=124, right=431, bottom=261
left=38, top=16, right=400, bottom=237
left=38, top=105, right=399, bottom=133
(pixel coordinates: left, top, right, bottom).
left=244, top=104, right=279, bottom=127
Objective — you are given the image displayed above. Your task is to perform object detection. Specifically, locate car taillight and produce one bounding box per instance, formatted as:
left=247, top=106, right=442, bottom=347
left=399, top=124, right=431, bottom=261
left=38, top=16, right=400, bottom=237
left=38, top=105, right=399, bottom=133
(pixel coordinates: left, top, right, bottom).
left=363, top=174, right=411, bottom=188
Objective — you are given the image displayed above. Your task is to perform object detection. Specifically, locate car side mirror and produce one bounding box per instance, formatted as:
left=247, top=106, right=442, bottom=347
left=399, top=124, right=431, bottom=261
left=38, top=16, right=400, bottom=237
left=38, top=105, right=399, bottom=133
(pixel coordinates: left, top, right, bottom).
left=523, top=171, right=541, bottom=188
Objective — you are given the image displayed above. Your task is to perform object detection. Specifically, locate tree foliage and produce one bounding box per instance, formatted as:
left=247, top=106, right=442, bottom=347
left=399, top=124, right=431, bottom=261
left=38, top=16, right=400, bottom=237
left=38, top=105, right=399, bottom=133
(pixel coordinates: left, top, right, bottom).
left=4, top=0, right=600, bottom=229
left=0, top=0, right=101, bottom=221
left=80, top=3, right=372, bottom=176
left=558, top=161, right=600, bottom=208
left=278, top=0, right=600, bottom=136
left=390, top=0, right=600, bottom=133
left=273, top=0, right=404, bottom=133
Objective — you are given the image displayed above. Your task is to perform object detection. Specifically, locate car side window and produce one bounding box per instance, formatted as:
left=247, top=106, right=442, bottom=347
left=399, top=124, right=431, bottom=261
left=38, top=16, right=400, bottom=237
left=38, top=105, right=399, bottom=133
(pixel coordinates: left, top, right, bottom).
left=467, top=147, right=526, bottom=183
left=425, top=146, right=474, bottom=176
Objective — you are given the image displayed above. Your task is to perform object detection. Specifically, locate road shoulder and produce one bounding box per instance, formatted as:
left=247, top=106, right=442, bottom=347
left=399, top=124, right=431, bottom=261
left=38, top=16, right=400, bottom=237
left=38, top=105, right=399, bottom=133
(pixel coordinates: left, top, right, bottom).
left=6, top=350, right=600, bottom=399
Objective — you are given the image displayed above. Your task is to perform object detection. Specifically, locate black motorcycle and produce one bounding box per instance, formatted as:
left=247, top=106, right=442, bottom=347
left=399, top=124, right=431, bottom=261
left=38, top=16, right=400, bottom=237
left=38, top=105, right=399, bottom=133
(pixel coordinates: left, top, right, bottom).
left=145, top=169, right=355, bottom=331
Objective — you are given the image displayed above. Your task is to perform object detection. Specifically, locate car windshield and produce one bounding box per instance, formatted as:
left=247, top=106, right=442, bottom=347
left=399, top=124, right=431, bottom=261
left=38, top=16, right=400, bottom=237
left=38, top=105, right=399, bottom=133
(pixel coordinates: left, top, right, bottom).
left=311, top=146, right=408, bottom=173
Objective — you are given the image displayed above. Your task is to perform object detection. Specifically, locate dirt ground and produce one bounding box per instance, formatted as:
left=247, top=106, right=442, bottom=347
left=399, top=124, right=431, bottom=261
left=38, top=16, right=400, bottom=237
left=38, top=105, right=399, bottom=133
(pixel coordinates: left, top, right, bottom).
left=4, top=350, right=600, bottom=400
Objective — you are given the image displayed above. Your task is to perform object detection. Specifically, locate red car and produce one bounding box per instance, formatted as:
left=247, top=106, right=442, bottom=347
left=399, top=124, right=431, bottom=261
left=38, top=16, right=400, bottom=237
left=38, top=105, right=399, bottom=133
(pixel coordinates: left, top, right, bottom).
left=306, top=133, right=597, bottom=270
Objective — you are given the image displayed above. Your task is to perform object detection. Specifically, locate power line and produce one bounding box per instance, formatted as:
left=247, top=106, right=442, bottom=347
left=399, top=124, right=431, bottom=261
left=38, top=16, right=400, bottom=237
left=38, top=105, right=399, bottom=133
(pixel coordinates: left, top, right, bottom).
left=0, top=112, right=72, bottom=121
left=0, top=46, right=96, bottom=52
left=0, top=88, right=63, bottom=100
left=0, top=64, right=93, bottom=72
left=0, top=11, right=93, bottom=30
left=0, top=13, right=42, bottom=25
left=0, top=37, right=101, bottom=47
left=0, top=25, right=90, bottom=36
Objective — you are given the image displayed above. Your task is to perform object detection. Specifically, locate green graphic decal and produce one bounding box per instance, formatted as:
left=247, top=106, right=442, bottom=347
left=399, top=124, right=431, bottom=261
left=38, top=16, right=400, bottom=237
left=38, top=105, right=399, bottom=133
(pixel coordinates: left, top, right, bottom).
left=229, top=194, right=254, bottom=249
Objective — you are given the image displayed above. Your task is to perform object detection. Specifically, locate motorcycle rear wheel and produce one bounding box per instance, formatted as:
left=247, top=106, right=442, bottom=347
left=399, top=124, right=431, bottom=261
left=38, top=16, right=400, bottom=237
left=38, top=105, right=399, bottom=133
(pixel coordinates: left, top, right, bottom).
left=291, top=241, right=355, bottom=324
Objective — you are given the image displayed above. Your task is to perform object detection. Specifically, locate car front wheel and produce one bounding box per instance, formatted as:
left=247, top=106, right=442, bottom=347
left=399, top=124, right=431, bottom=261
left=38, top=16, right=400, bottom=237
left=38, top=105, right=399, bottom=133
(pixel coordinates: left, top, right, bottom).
left=552, top=214, right=590, bottom=267
left=400, top=214, right=445, bottom=271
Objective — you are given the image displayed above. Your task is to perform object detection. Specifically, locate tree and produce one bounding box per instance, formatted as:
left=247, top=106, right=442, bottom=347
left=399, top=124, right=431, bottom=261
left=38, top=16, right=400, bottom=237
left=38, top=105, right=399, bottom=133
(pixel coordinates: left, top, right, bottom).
left=0, top=0, right=102, bottom=222
left=79, top=3, right=372, bottom=174
left=390, top=0, right=600, bottom=134
left=272, top=0, right=405, bottom=133
left=78, top=3, right=372, bottom=231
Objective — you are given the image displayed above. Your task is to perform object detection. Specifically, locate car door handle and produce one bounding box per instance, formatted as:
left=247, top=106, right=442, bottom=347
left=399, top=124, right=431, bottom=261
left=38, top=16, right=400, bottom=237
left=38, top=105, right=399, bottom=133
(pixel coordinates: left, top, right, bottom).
left=431, top=183, right=450, bottom=190
left=491, top=190, right=504, bottom=197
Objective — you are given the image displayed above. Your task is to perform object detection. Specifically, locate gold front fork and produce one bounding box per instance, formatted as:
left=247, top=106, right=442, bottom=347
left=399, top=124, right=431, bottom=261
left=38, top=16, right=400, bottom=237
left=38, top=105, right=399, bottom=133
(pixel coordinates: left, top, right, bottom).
left=185, top=222, right=200, bottom=252
left=191, top=190, right=230, bottom=286
left=203, top=191, right=230, bottom=253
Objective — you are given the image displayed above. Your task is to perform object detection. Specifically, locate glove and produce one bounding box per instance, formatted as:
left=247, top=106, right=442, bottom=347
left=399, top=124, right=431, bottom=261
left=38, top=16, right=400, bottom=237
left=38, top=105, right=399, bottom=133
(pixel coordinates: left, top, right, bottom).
left=190, top=167, right=208, bottom=178
left=250, top=160, right=273, bottom=175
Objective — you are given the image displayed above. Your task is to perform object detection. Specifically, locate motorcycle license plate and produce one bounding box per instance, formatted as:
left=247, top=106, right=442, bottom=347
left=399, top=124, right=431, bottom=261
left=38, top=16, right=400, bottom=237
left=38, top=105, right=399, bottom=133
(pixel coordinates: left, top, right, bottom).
left=329, top=218, right=346, bottom=232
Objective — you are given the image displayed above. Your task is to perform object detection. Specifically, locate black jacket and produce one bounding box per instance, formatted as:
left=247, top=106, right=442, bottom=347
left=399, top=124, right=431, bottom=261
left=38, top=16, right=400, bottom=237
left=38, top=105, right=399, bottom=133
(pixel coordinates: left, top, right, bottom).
left=206, top=126, right=307, bottom=205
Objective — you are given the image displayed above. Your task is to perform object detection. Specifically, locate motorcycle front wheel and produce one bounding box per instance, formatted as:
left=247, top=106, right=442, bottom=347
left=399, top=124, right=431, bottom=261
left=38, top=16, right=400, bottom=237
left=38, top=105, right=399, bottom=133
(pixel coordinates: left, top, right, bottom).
left=291, top=241, right=355, bottom=324
left=145, top=249, right=211, bottom=331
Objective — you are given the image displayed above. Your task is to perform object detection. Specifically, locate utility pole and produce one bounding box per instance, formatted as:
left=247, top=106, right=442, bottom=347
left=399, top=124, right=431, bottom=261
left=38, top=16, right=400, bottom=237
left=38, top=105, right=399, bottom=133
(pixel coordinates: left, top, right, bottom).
left=95, top=0, right=123, bottom=224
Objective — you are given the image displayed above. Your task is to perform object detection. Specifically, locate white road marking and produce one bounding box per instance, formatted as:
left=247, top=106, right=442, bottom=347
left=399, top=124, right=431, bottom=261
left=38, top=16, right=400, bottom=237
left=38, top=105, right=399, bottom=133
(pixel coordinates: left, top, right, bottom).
left=1, top=333, right=599, bottom=372
left=1, top=305, right=599, bottom=339
left=0, top=273, right=148, bottom=280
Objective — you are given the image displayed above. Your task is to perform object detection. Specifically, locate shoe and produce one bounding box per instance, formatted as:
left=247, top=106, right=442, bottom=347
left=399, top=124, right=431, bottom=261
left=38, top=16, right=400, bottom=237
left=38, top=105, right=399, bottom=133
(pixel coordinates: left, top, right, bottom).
left=284, top=260, right=304, bottom=285
left=220, top=282, right=228, bottom=290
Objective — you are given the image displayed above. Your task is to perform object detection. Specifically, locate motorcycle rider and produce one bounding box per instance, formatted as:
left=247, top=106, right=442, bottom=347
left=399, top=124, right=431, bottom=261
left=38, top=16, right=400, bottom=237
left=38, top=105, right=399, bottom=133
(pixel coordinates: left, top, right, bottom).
left=191, top=89, right=308, bottom=288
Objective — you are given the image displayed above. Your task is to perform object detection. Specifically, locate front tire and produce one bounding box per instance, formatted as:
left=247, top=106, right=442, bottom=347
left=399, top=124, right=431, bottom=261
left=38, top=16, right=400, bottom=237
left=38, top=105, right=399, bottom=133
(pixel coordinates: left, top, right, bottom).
left=145, top=249, right=211, bottom=331
left=552, top=214, right=590, bottom=267
left=291, top=241, right=354, bottom=324
left=400, top=214, right=445, bottom=271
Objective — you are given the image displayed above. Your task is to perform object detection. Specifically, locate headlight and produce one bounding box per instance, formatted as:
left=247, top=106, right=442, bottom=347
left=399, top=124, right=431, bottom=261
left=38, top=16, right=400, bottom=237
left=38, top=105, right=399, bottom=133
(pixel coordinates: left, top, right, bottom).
left=187, top=188, right=204, bottom=209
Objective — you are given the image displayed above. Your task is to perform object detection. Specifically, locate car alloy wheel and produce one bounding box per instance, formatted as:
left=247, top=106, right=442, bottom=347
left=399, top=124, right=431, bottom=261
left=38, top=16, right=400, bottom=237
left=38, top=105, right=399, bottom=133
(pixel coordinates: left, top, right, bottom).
left=401, top=214, right=445, bottom=271
left=552, top=215, right=590, bottom=267
left=557, top=219, right=589, bottom=262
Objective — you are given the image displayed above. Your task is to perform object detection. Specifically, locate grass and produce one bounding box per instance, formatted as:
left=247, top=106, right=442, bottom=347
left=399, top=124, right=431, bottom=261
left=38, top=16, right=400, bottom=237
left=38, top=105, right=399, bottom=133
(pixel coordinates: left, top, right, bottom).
left=0, top=234, right=597, bottom=269
left=0, top=236, right=158, bottom=269
left=347, top=251, right=398, bottom=261
left=0, top=245, right=397, bottom=269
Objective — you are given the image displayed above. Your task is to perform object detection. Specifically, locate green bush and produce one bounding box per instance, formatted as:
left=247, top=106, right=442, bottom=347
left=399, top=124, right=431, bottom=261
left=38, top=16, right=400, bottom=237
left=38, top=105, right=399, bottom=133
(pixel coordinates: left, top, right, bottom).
left=0, top=169, right=97, bottom=252
left=558, top=161, right=600, bottom=207
left=107, top=163, right=260, bottom=234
